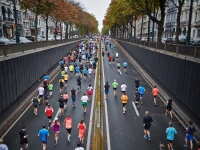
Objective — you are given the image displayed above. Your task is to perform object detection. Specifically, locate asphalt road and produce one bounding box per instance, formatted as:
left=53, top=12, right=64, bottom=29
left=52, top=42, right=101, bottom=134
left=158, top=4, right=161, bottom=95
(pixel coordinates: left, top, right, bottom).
left=3, top=60, right=96, bottom=149
left=102, top=40, right=186, bottom=150
left=3, top=39, right=190, bottom=150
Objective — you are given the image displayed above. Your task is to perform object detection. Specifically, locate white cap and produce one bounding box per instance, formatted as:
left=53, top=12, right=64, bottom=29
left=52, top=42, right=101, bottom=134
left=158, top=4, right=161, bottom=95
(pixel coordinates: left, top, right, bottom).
left=114, top=79, right=116, bottom=81
left=55, top=117, right=58, bottom=121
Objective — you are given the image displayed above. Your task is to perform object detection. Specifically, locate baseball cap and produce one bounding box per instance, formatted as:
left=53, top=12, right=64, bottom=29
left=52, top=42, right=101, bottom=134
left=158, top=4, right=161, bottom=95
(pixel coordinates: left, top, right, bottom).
left=55, top=117, right=58, bottom=121
left=114, top=79, right=116, bottom=81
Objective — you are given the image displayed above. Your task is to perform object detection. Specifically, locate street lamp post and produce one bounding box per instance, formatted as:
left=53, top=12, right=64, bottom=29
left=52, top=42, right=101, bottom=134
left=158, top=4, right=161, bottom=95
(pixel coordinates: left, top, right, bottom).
left=186, top=0, right=193, bottom=45
left=13, top=0, right=20, bottom=43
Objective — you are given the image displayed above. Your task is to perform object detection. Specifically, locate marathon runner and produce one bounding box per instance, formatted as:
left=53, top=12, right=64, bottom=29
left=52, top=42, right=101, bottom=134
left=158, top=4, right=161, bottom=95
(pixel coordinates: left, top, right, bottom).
left=112, top=79, right=118, bottom=97
left=45, top=104, right=54, bottom=129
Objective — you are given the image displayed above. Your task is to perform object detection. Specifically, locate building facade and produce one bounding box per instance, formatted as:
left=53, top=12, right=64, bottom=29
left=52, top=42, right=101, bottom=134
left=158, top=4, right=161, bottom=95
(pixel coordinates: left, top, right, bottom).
left=164, top=0, right=177, bottom=38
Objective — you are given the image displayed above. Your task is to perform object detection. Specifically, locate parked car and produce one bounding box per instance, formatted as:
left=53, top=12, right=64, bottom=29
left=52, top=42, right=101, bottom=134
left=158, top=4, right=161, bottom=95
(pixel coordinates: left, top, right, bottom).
left=10, top=37, right=32, bottom=44
left=37, top=36, right=45, bottom=41
left=0, top=37, right=16, bottom=45
left=161, top=38, right=167, bottom=43
left=48, top=35, right=55, bottom=41
left=25, top=36, right=34, bottom=42
left=193, top=40, right=200, bottom=46
left=165, top=37, right=175, bottom=44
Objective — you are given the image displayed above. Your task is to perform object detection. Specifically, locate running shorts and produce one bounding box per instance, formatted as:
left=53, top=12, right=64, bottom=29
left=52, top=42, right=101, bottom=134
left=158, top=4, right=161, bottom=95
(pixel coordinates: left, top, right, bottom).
left=66, top=128, right=72, bottom=134
left=186, top=133, right=194, bottom=141
left=82, top=102, right=87, bottom=108
left=105, top=90, right=109, bottom=94
left=144, top=124, right=151, bottom=130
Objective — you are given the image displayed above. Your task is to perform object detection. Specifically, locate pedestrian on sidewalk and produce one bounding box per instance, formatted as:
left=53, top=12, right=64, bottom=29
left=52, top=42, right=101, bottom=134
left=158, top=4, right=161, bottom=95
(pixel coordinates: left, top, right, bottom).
left=104, top=82, right=110, bottom=99
left=48, top=83, right=53, bottom=97
left=45, top=104, right=54, bottom=129
left=184, top=120, right=196, bottom=149
left=166, top=122, right=177, bottom=150
left=138, top=84, right=145, bottom=105
left=19, top=126, right=28, bottom=150
left=71, top=87, right=77, bottom=108
left=134, top=88, right=140, bottom=109
left=165, top=99, right=173, bottom=119
left=38, top=124, right=49, bottom=150
left=64, top=114, right=72, bottom=142
left=135, top=78, right=140, bottom=89
left=58, top=95, right=65, bottom=116
left=77, top=119, right=86, bottom=144
left=31, top=97, right=40, bottom=115
left=87, top=84, right=93, bottom=101
left=143, top=111, right=153, bottom=140
left=121, top=92, right=128, bottom=114
left=0, top=138, right=8, bottom=150
left=152, top=85, right=159, bottom=106
left=51, top=118, right=60, bottom=146
left=75, top=141, right=84, bottom=150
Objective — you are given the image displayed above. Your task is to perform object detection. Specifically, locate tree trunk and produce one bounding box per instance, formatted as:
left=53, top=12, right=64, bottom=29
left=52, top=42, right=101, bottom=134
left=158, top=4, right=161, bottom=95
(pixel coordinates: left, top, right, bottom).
left=65, top=23, right=69, bottom=39
left=140, top=17, right=144, bottom=40
left=45, top=16, right=48, bottom=41
left=175, top=6, right=182, bottom=43
left=157, top=22, right=163, bottom=42
left=60, top=23, right=62, bottom=40
left=55, top=22, right=57, bottom=40
left=147, top=17, right=151, bottom=41
left=34, top=13, right=38, bottom=42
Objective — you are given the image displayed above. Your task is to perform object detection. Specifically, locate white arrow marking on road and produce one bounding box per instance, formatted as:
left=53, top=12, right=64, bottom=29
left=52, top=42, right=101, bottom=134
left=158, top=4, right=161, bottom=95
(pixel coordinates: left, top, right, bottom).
left=132, top=102, right=140, bottom=116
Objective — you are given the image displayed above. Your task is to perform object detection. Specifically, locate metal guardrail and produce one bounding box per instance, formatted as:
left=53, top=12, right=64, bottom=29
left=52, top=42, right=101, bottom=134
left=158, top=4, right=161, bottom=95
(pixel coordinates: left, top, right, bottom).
left=0, top=38, right=82, bottom=56
left=115, top=38, right=200, bottom=58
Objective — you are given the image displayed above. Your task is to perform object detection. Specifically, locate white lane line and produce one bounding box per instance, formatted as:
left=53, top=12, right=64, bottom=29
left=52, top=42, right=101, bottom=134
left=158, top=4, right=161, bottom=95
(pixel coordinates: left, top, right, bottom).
left=102, top=43, right=111, bottom=150
left=1, top=68, right=61, bottom=138
left=132, top=102, right=140, bottom=116
left=86, top=64, right=97, bottom=150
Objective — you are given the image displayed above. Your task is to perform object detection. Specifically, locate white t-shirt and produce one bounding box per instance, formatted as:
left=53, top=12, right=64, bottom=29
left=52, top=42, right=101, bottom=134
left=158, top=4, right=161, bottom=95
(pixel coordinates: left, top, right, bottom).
left=81, top=95, right=88, bottom=102
left=87, top=86, right=93, bottom=91
left=82, top=55, right=85, bottom=60
left=116, top=53, right=119, bottom=57
left=88, top=68, right=92, bottom=74
left=79, top=49, right=82, bottom=53
left=75, top=147, right=84, bottom=150
left=38, top=87, right=44, bottom=95
left=64, top=66, right=68, bottom=72
left=121, top=84, right=127, bottom=91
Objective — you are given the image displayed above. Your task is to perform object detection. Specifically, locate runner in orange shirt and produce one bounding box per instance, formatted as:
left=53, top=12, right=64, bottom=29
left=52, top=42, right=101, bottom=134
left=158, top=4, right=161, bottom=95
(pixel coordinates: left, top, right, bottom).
left=77, top=119, right=86, bottom=144
left=64, top=114, right=72, bottom=142
left=152, top=85, right=159, bottom=106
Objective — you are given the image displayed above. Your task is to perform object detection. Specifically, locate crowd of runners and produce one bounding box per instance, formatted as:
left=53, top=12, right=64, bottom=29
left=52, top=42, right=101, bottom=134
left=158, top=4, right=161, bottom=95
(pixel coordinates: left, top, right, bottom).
left=101, top=37, right=197, bottom=150
left=0, top=36, right=198, bottom=150
left=14, top=37, right=98, bottom=150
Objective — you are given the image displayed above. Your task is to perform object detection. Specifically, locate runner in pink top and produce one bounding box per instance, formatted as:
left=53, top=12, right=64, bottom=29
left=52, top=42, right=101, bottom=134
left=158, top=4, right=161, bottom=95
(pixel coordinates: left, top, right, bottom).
left=77, top=119, right=86, bottom=144
left=63, top=92, right=68, bottom=110
left=64, top=115, right=72, bottom=142
left=51, top=118, right=60, bottom=146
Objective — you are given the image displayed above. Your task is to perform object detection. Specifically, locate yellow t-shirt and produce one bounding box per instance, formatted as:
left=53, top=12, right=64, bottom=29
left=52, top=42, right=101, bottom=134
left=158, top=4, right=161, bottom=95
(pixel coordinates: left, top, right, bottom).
left=63, top=74, right=68, bottom=80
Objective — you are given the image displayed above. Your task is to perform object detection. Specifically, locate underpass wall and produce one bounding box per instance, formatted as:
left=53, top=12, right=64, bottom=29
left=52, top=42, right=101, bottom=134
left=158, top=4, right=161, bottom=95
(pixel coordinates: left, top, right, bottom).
left=0, top=42, right=79, bottom=113
left=117, top=40, right=200, bottom=118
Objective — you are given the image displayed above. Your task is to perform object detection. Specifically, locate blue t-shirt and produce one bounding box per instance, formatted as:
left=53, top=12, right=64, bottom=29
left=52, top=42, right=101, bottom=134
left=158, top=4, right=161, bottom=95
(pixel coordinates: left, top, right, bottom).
left=43, top=75, right=50, bottom=80
left=59, top=61, right=64, bottom=66
left=123, top=62, right=127, bottom=67
left=83, top=69, right=87, bottom=74
left=138, top=86, right=145, bottom=94
left=166, top=127, right=177, bottom=140
left=38, top=129, right=49, bottom=142
left=75, top=67, right=80, bottom=73
left=74, top=62, right=78, bottom=67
